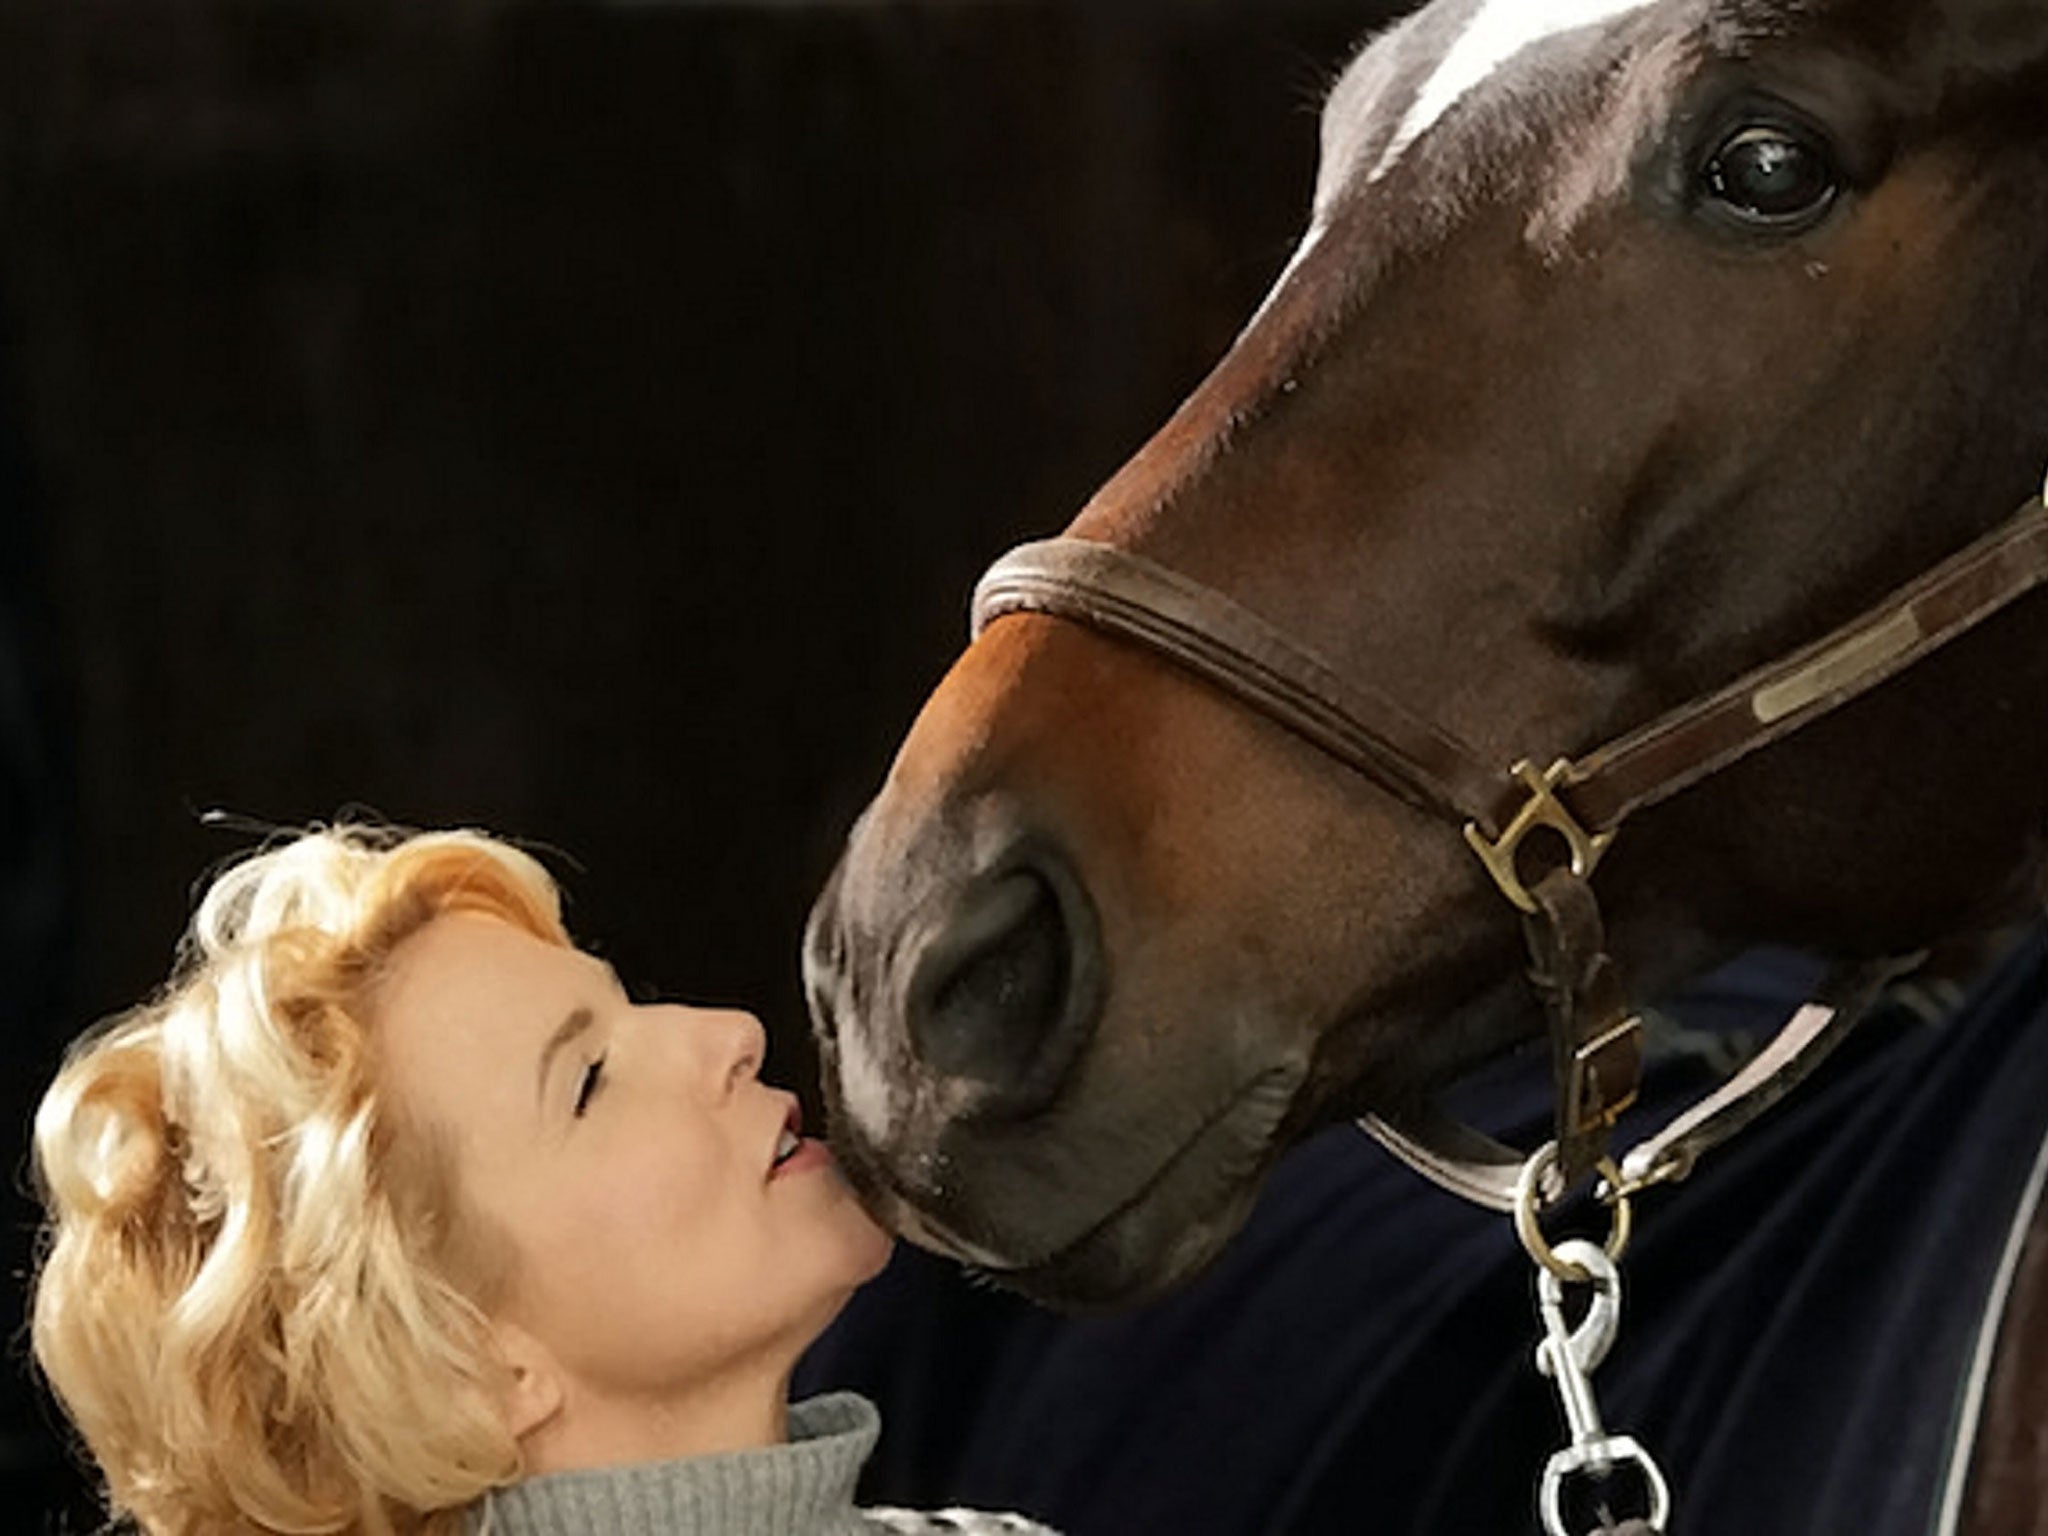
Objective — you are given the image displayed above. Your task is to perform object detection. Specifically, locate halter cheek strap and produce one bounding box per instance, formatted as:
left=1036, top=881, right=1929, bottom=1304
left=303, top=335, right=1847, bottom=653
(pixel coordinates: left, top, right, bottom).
left=971, top=491, right=2048, bottom=1211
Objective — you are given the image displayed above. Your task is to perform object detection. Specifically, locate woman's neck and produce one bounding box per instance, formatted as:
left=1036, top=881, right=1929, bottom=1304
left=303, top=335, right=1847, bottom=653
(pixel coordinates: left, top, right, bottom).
left=520, top=1360, right=795, bottom=1474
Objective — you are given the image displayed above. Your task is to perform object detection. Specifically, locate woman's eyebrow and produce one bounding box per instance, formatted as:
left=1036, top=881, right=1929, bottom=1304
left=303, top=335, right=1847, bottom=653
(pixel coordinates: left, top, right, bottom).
left=535, top=1006, right=595, bottom=1107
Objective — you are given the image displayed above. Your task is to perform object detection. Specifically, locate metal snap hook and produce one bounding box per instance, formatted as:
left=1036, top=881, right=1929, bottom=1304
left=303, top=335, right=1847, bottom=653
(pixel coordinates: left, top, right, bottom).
left=1532, top=1239, right=1671, bottom=1536
left=1536, top=1239, right=1623, bottom=1380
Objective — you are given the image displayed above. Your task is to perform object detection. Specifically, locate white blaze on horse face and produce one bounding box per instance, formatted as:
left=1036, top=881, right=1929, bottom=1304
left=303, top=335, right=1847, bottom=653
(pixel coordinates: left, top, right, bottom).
left=1243, top=0, right=1657, bottom=334
left=1370, top=0, right=1659, bottom=181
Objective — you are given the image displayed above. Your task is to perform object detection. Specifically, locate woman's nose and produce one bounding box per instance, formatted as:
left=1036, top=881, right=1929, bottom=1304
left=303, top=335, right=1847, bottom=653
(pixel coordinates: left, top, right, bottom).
left=697, top=1005, right=766, bottom=1097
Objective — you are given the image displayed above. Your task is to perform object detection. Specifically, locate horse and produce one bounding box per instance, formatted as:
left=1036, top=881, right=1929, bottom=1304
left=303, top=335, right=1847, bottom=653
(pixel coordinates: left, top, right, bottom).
left=802, top=0, right=2048, bottom=1528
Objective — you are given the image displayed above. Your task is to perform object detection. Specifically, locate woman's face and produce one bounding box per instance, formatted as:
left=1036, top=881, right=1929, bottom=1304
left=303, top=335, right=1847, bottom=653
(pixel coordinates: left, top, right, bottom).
left=373, top=912, right=892, bottom=1422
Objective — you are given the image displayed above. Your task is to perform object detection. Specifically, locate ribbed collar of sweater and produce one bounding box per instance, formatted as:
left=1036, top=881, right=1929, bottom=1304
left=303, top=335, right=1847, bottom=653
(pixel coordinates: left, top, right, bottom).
left=468, top=1392, right=880, bottom=1536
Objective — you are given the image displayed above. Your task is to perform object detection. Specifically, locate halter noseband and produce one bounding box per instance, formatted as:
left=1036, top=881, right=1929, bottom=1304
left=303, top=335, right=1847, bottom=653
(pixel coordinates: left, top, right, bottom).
left=970, top=488, right=2048, bottom=1212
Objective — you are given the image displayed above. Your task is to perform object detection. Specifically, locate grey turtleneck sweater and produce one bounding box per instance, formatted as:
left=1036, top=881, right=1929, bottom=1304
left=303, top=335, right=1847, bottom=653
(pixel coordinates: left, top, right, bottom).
left=468, top=1393, right=1057, bottom=1536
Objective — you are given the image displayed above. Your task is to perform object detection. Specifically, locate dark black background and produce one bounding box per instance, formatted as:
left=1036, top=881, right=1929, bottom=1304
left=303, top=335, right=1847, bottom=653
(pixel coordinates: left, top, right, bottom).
left=0, top=2, right=1401, bottom=1525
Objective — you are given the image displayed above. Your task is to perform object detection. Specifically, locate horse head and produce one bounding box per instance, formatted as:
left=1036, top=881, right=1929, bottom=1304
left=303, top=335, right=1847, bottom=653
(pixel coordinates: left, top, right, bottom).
left=804, top=0, right=2048, bottom=1308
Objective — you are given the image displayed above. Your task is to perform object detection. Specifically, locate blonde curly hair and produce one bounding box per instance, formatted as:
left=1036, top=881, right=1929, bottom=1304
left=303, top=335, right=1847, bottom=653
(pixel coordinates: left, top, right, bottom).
left=31, top=825, right=571, bottom=1536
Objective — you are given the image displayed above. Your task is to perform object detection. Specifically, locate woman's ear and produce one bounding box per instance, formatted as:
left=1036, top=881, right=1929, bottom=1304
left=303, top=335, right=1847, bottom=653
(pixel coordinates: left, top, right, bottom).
left=490, top=1318, right=566, bottom=1441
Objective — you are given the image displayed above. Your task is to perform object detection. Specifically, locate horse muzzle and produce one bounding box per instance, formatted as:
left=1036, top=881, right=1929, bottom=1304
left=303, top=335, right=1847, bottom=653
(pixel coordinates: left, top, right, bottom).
left=804, top=798, right=1313, bottom=1305
left=806, top=820, right=1104, bottom=1129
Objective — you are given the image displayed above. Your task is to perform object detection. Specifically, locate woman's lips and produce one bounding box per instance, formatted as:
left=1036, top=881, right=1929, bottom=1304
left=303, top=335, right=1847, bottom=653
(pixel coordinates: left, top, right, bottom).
left=769, top=1137, right=832, bottom=1180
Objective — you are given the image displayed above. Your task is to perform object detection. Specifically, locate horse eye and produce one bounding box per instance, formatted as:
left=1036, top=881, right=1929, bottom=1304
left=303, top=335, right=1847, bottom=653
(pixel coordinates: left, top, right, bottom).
left=1702, top=125, right=1839, bottom=228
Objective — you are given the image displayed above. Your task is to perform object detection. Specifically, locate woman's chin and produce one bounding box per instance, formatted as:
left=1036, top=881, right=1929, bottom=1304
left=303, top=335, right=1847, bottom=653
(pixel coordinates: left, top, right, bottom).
left=812, top=1172, right=897, bottom=1287
left=844, top=1199, right=897, bottom=1282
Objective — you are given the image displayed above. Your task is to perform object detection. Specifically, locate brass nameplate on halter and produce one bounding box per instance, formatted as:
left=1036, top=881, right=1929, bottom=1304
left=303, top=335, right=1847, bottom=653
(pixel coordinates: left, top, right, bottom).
left=1464, top=759, right=1616, bottom=915
left=1564, top=1015, right=1644, bottom=1141
left=1750, top=608, right=1923, bottom=726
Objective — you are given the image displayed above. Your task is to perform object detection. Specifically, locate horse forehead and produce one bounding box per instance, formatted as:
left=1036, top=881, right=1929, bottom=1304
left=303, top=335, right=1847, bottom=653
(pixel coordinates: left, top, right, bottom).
left=1395, top=0, right=1659, bottom=165
left=1323, top=0, right=1694, bottom=193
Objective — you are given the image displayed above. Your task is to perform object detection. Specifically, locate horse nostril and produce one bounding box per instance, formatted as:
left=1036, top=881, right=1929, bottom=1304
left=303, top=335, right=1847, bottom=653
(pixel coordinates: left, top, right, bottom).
left=909, top=861, right=1097, bottom=1109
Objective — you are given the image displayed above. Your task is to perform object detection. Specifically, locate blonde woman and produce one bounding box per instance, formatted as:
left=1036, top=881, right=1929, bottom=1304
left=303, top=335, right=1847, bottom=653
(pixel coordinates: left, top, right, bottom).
left=31, top=826, right=1057, bottom=1536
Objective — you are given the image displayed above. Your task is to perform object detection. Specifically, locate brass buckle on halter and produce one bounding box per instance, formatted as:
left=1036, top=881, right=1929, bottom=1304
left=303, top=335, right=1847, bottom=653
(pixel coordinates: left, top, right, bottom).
left=1565, top=1015, right=1643, bottom=1146
left=1464, top=759, right=1615, bottom=915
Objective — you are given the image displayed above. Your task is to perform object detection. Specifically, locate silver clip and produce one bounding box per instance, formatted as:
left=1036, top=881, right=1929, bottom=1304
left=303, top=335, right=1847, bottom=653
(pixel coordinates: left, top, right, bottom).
left=1534, top=1239, right=1673, bottom=1536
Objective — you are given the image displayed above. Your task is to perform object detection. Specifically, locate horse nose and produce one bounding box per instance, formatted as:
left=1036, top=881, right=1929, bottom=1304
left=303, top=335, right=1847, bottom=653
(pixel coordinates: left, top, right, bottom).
left=906, top=850, right=1101, bottom=1116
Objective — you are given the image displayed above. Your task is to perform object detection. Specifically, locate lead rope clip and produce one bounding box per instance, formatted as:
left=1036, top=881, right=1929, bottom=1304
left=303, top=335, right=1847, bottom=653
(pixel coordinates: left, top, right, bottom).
left=1530, top=1237, right=1673, bottom=1536
left=1514, top=1145, right=1672, bottom=1536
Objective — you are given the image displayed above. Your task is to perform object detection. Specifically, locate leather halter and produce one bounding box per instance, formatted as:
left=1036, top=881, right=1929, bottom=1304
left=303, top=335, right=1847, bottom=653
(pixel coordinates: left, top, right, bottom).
left=970, top=490, right=2048, bottom=1212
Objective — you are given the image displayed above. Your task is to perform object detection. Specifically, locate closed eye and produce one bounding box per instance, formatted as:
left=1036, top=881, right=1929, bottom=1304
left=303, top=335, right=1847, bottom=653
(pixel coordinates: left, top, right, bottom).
left=573, top=1056, right=607, bottom=1117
